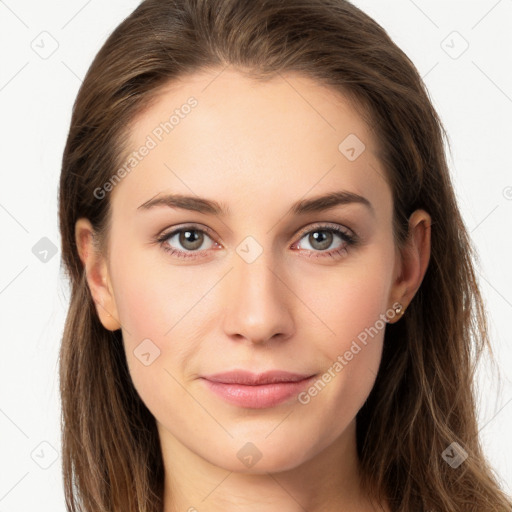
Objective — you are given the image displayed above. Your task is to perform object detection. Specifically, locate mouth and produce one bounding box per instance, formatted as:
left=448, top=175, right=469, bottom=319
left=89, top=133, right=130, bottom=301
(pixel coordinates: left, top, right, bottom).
left=200, top=370, right=317, bottom=409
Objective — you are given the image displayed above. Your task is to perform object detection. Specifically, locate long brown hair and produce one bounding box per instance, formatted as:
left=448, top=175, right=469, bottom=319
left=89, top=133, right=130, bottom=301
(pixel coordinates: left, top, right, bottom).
left=58, top=0, right=512, bottom=510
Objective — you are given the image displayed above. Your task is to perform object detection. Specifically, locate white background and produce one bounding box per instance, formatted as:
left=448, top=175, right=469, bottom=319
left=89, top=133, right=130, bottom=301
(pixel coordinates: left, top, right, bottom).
left=0, top=0, right=511, bottom=509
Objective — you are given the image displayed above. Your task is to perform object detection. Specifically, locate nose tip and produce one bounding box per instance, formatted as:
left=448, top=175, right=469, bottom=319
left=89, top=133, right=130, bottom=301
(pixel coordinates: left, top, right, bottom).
left=221, top=251, right=295, bottom=345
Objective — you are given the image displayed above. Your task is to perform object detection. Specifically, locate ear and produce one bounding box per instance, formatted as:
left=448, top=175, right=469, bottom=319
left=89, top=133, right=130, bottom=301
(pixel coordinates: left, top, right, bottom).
left=75, top=218, right=121, bottom=331
left=388, top=209, right=431, bottom=323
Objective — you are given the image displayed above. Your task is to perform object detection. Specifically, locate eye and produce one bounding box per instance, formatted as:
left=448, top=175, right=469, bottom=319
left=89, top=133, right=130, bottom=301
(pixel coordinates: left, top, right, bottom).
left=156, top=224, right=219, bottom=259
left=292, top=223, right=357, bottom=259
left=155, top=222, right=358, bottom=261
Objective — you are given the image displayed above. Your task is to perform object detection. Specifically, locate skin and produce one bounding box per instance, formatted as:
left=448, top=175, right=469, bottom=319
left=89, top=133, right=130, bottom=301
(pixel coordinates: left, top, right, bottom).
left=75, top=67, right=431, bottom=512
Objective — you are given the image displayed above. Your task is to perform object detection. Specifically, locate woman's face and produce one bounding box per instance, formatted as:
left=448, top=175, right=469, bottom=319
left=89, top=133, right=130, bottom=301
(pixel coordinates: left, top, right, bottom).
left=95, top=68, right=405, bottom=472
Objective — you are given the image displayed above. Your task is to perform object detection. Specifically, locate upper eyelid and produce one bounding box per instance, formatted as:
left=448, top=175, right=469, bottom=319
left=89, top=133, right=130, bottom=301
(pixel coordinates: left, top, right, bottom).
left=160, top=223, right=216, bottom=239
left=295, top=222, right=353, bottom=238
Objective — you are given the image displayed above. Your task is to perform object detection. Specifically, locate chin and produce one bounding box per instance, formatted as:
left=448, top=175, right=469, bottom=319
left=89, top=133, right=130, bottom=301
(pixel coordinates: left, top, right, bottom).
left=203, top=437, right=314, bottom=475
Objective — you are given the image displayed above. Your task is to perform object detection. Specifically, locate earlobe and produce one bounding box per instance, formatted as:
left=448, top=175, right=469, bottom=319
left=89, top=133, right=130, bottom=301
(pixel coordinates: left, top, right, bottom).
left=388, top=209, right=432, bottom=323
left=385, top=301, right=405, bottom=324
left=75, top=218, right=121, bottom=331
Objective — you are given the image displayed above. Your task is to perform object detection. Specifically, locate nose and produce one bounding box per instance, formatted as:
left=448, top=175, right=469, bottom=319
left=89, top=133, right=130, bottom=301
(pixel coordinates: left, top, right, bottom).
left=221, top=245, right=295, bottom=345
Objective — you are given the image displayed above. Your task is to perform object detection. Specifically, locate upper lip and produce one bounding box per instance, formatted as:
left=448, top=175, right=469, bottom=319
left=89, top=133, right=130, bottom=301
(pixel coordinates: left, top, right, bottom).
left=202, top=370, right=315, bottom=385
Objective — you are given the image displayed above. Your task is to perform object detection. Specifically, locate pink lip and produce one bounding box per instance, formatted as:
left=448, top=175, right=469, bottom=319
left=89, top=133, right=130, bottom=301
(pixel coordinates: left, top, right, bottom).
left=201, top=370, right=316, bottom=409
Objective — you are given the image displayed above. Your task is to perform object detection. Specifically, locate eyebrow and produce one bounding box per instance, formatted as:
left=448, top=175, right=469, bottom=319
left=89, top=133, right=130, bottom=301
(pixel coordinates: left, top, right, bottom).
left=137, top=190, right=374, bottom=216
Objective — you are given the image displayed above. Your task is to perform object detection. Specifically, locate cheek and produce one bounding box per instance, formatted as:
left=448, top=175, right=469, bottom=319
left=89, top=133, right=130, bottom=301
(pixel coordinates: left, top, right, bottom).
left=110, top=238, right=211, bottom=342
left=294, top=245, right=394, bottom=411
left=107, top=242, right=208, bottom=394
left=111, top=271, right=203, bottom=426
left=296, top=244, right=394, bottom=349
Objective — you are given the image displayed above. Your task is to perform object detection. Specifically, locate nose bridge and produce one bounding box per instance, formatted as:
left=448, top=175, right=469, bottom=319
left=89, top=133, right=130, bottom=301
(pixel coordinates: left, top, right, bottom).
left=221, top=235, right=294, bottom=343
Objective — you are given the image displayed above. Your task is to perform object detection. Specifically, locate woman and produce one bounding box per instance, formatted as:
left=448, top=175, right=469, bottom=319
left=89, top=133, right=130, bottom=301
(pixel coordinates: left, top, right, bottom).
left=58, top=0, right=512, bottom=510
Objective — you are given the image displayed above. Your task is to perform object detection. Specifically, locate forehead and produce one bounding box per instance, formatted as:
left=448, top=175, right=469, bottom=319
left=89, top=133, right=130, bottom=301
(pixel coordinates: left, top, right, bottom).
left=110, top=67, right=390, bottom=220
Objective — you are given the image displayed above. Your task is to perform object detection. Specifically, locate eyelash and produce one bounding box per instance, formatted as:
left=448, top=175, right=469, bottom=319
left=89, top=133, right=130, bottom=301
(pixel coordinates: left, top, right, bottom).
left=155, top=223, right=358, bottom=261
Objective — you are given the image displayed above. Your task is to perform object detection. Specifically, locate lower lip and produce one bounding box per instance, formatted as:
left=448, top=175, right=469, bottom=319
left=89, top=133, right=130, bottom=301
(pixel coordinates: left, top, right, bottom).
left=201, top=376, right=315, bottom=409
